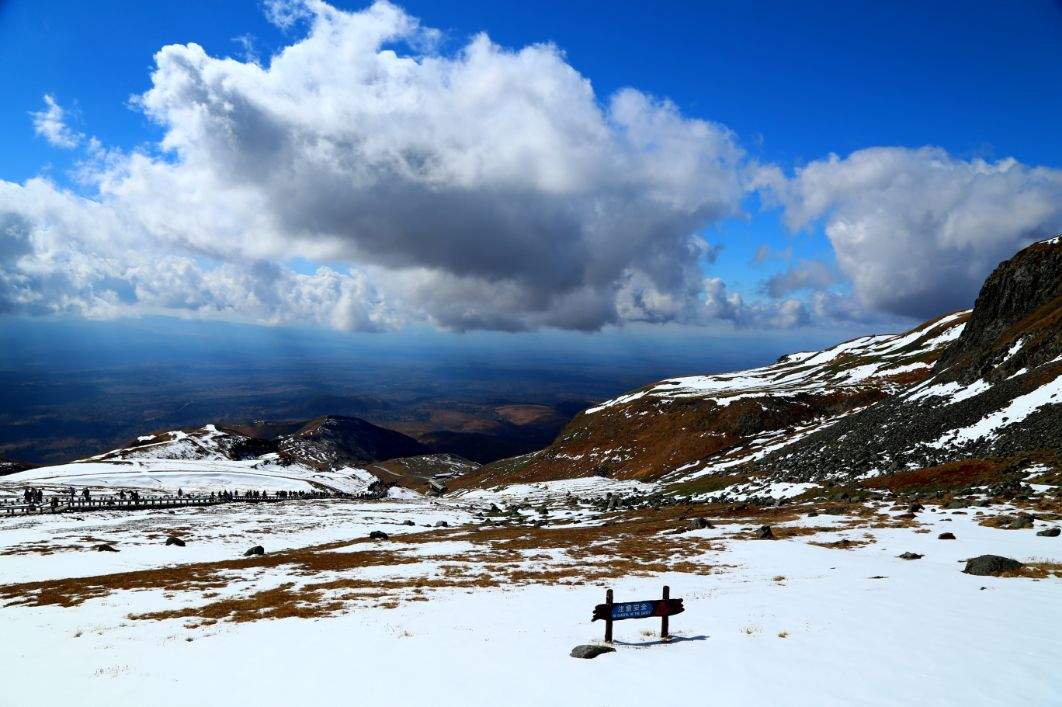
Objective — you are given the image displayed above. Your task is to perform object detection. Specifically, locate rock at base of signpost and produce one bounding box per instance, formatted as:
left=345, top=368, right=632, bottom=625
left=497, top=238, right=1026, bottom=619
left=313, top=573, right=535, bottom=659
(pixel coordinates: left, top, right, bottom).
left=369, top=530, right=389, bottom=540
left=165, top=536, right=186, bottom=547
left=570, top=644, right=616, bottom=659
left=962, top=555, right=1023, bottom=576
left=244, top=545, right=265, bottom=557
left=756, top=525, right=775, bottom=540
left=95, top=543, right=119, bottom=552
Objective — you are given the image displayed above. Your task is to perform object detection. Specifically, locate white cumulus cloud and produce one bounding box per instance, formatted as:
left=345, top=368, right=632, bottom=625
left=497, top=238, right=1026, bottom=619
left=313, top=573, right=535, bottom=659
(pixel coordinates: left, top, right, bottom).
left=31, top=94, right=82, bottom=149
left=766, top=147, right=1062, bottom=319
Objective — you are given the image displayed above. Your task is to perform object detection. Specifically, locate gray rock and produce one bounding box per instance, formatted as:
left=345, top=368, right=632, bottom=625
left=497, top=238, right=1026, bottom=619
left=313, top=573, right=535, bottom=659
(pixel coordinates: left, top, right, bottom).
left=570, top=644, right=616, bottom=659
left=1037, top=527, right=1060, bottom=537
left=244, top=545, right=265, bottom=556
left=95, top=543, right=119, bottom=552
left=434, top=520, right=449, bottom=527
left=897, top=552, right=923, bottom=560
left=369, top=530, right=389, bottom=540
left=688, top=517, right=714, bottom=531
left=757, top=525, right=775, bottom=540
left=403, top=520, right=415, bottom=526
left=938, top=532, right=956, bottom=540
left=1009, top=513, right=1035, bottom=529
left=962, top=554, right=1023, bottom=576
left=165, top=536, right=186, bottom=547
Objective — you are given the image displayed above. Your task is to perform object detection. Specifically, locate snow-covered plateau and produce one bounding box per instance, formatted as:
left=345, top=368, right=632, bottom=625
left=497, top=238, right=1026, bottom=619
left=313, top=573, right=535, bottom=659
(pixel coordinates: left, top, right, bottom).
left=1, top=480, right=1060, bottom=707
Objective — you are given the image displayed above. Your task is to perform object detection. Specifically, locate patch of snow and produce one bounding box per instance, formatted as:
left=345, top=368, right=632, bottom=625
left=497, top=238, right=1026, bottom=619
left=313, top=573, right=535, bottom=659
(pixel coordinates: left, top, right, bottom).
left=585, top=390, right=647, bottom=414
left=930, top=372, right=1062, bottom=447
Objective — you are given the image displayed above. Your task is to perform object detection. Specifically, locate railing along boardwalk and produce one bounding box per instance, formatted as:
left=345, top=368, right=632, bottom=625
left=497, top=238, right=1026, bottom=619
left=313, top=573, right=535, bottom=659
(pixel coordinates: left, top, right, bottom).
left=0, top=490, right=356, bottom=517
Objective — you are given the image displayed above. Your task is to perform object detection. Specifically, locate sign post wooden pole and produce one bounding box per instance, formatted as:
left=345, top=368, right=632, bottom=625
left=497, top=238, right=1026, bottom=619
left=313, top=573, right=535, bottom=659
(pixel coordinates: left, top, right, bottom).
left=661, top=585, right=670, bottom=639
left=604, top=589, right=614, bottom=644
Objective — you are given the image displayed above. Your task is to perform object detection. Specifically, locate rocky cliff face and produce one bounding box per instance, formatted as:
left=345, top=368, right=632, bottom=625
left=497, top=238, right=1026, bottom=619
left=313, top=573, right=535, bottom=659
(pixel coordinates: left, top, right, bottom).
left=462, top=237, right=1061, bottom=491
left=934, top=236, right=1062, bottom=384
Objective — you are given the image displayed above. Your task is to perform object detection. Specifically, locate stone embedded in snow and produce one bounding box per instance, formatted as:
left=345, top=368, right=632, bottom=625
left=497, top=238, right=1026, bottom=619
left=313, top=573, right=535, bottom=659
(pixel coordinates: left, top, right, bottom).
left=963, top=555, right=1023, bottom=576
left=570, top=644, right=616, bottom=659
left=688, top=517, right=713, bottom=531
left=94, top=543, right=118, bottom=552
left=434, top=520, right=449, bottom=527
left=989, top=513, right=1037, bottom=530
left=757, top=525, right=775, bottom=540
left=165, top=536, right=186, bottom=547
left=244, top=545, right=265, bottom=556
left=1009, top=513, right=1035, bottom=530
left=1037, top=527, right=1060, bottom=537
left=897, top=552, right=924, bottom=560
left=938, top=532, right=956, bottom=540
left=403, top=520, right=415, bottom=526
left=369, top=530, right=389, bottom=540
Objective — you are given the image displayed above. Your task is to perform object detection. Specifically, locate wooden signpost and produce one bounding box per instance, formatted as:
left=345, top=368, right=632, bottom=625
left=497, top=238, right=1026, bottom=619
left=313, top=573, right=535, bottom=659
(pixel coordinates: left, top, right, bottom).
left=592, top=586, right=684, bottom=642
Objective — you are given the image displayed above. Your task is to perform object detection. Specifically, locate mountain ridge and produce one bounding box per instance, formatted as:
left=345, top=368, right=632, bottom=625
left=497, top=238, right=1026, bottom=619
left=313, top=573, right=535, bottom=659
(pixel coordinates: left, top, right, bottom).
left=455, top=237, right=1061, bottom=492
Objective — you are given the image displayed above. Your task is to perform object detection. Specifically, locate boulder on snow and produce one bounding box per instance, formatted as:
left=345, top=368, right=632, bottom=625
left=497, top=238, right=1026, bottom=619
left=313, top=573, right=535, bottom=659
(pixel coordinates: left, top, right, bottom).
left=756, top=525, right=775, bottom=540
left=897, top=552, right=923, bottom=560
left=94, top=543, right=118, bottom=552
left=165, top=536, right=186, bottom=547
left=1037, top=527, right=1060, bottom=537
left=403, top=520, right=415, bottom=526
left=963, top=555, right=1023, bottom=576
left=368, top=530, right=389, bottom=540
left=938, top=532, right=956, bottom=540
left=243, top=545, right=265, bottom=556
left=1009, top=513, right=1035, bottom=529
left=434, top=520, right=449, bottom=528
left=570, top=644, right=616, bottom=659
left=688, top=517, right=714, bottom=531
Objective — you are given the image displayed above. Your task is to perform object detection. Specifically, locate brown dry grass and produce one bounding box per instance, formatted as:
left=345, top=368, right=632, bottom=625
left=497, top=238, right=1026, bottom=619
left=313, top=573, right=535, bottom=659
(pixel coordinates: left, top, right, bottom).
left=863, top=459, right=1013, bottom=493
left=1000, top=561, right=1062, bottom=580
left=0, top=503, right=743, bottom=624
left=808, top=536, right=875, bottom=551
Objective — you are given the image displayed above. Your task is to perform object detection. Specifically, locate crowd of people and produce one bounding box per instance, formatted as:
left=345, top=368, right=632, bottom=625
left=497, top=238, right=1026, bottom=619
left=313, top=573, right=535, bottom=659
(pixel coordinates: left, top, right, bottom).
left=5, top=486, right=339, bottom=515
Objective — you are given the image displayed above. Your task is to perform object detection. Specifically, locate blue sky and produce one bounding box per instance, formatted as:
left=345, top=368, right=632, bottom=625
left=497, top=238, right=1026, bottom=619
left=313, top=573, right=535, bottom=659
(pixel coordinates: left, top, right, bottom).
left=1, top=0, right=1061, bottom=365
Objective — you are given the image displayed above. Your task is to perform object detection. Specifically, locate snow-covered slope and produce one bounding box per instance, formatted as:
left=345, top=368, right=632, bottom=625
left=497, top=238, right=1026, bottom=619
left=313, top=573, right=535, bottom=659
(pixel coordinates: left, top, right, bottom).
left=2, top=423, right=392, bottom=494
left=467, top=237, right=1060, bottom=492
left=468, top=309, right=970, bottom=486
left=1, top=456, right=383, bottom=495
left=85, top=424, right=270, bottom=463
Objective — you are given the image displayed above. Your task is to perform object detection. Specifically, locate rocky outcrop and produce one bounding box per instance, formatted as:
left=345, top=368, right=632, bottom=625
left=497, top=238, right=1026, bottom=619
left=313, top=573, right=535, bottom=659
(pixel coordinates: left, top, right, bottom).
left=934, top=236, right=1062, bottom=383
